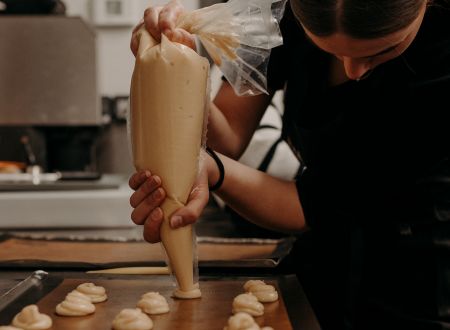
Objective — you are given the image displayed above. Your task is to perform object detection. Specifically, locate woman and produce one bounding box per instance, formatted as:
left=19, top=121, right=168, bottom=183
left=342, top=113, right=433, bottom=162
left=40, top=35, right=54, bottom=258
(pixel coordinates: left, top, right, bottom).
left=129, top=0, right=450, bottom=329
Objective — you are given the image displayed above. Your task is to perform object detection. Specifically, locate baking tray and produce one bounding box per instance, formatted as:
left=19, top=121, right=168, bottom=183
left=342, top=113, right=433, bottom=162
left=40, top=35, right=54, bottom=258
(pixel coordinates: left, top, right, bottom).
left=0, top=234, right=295, bottom=269
left=0, top=270, right=320, bottom=330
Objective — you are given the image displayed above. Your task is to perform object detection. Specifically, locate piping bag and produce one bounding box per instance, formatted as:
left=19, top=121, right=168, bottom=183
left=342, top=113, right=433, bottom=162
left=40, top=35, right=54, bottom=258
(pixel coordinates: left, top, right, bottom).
left=129, top=0, right=286, bottom=299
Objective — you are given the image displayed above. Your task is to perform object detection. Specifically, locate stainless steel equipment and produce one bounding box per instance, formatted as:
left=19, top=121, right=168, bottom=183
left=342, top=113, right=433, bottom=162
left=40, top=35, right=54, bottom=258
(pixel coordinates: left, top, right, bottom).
left=0, top=16, right=100, bottom=125
left=0, top=174, right=133, bottom=228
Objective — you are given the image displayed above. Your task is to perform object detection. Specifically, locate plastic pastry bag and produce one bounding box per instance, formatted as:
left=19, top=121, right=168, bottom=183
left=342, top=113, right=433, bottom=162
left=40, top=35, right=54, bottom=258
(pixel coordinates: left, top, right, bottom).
left=129, top=0, right=285, bottom=298
left=177, top=0, right=286, bottom=96
left=130, top=32, right=208, bottom=299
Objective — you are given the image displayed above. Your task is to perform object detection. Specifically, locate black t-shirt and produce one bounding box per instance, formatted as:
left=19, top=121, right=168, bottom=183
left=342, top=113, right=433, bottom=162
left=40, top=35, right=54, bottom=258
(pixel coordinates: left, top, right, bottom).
left=269, top=1, right=450, bottom=228
left=268, top=2, right=450, bottom=329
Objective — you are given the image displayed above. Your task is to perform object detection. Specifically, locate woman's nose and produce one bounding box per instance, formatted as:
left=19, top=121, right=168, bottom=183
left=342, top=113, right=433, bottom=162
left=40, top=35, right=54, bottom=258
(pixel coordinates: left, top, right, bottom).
left=342, top=57, right=371, bottom=80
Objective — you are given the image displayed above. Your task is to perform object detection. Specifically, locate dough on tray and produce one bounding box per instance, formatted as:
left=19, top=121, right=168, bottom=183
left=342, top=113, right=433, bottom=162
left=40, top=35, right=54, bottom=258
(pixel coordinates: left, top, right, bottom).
left=224, top=312, right=260, bottom=330
left=112, top=308, right=153, bottom=330
left=224, top=312, right=274, bottom=330
left=76, top=282, right=107, bottom=303
left=243, top=280, right=266, bottom=292
left=137, top=292, right=170, bottom=315
left=232, top=293, right=264, bottom=316
left=243, top=280, right=278, bottom=303
left=55, top=290, right=95, bottom=316
left=12, top=305, right=52, bottom=330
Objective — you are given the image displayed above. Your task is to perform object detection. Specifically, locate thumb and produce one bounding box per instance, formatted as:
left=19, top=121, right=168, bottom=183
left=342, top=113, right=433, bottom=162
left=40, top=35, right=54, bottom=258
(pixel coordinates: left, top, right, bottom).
left=171, top=28, right=196, bottom=50
left=163, top=28, right=196, bottom=51
left=170, top=173, right=209, bottom=229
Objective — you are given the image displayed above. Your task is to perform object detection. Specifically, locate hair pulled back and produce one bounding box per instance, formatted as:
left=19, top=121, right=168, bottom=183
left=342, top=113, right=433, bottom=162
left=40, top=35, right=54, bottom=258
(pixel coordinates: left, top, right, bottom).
left=291, top=0, right=427, bottom=38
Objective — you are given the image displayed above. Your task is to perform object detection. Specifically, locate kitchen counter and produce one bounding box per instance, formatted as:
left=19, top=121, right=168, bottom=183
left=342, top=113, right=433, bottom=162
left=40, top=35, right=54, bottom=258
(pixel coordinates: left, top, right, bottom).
left=0, top=182, right=320, bottom=329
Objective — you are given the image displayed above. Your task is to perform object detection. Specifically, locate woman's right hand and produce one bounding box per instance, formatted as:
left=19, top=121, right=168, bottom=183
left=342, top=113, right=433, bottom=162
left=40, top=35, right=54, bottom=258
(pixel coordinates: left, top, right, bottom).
left=130, top=0, right=196, bottom=56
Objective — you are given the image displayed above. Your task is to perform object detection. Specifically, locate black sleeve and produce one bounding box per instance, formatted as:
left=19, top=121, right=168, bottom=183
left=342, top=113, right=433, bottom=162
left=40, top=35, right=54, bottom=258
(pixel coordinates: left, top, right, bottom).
left=295, top=167, right=350, bottom=230
left=266, top=44, right=287, bottom=92
left=295, top=168, right=317, bottom=229
left=266, top=2, right=298, bottom=92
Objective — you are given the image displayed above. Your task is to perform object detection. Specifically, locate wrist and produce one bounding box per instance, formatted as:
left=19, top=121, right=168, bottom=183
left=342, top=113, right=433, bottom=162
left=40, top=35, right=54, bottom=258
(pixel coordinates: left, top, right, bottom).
left=205, top=147, right=224, bottom=191
left=205, top=155, right=219, bottom=185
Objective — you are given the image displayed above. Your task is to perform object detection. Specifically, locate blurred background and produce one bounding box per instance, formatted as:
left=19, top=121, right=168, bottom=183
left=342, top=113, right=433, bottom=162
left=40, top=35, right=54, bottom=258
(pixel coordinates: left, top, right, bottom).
left=0, top=0, right=298, bottom=233
left=0, top=0, right=207, bottom=229
left=0, top=0, right=203, bottom=176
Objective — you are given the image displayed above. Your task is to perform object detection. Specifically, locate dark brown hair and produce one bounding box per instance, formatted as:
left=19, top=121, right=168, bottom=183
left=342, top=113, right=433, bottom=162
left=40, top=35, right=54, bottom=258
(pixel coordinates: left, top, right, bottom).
left=291, top=0, right=427, bottom=38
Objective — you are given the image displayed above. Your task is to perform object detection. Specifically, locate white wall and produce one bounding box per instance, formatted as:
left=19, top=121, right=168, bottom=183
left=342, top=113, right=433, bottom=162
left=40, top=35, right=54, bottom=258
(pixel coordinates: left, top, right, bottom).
left=63, top=0, right=200, bottom=96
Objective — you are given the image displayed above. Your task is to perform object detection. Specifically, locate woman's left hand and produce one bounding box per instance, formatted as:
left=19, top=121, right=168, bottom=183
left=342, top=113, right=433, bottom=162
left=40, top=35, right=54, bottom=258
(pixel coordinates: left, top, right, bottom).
left=167, top=161, right=210, bottom=231
left=129, top=160, right=210, bottom=243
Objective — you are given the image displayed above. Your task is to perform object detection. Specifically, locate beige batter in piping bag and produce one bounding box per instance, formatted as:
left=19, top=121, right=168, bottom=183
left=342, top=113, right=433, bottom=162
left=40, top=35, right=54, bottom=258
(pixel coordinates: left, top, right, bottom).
left=129, top=0, right=285, bottom=299
left=130, top=30, right=209, bottom=299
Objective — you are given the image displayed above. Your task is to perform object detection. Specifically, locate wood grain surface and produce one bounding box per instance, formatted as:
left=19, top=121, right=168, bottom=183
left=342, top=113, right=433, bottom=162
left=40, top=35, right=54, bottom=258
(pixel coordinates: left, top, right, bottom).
left=35, top=277, right=292, bottom=330
left=0, top=239, right=277, bottom=265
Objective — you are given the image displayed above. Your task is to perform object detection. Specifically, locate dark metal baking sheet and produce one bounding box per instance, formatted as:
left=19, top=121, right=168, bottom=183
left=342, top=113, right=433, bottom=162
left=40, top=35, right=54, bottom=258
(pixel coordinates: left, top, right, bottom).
left=0, top=270, right=320, bottom=330
left=0, top=271, right=63, bottom=324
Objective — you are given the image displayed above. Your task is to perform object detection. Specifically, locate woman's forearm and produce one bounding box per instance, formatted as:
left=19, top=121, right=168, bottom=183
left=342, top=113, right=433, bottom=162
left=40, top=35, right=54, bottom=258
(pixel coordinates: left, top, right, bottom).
left=207, top=152, right=306, bottom=233
left=207, top=82, right=273, bottom=159
left=207, top=102, right=244, bottom=158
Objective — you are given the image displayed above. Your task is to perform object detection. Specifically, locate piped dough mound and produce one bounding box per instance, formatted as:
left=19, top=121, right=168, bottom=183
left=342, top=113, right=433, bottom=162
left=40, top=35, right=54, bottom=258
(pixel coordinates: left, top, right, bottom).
left=243, top=280, right=266, bottom=292
left=56, top=290, right=96, bottom=316
left=12, top=305, right=52, bottom=330
left=76, top=282, right=107, bottom=303
left=243, top=281, right=278, bottom=303
left=173, top=282, right=202, bottom=299
left=137, top=292, right=170, bottom=315
left=232, top=293, right=264, bottom=317
left=224, top=312, right=260, bottom=330
left=112, top=308, right=153, bottom=330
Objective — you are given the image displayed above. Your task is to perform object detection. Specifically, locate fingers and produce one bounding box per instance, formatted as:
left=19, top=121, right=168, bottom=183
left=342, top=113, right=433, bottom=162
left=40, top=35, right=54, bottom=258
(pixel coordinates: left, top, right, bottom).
left=131, top=186, right=166, bottom=225
left=134, top=0, right=195, bottom=54
left=129, top=170, right=165, bottom=243
left=143, top=6, right=163, bottom=42
left=170, top=173, right=209, bottom=229
left=142, top=1, right=184, bottom=41
left=170, top=28, right=196, bottom=50
left=143, top=208, right=164, bottom=243
left=129, top=175, right=162, bottom=208
left=130, top=34, right=138, bottom=57
left=129, top=170, right=151, bottom=190
left=130, top=19, right=144, bottom=56
left=159, top=0, right=184, bottom=35
left=129, top=171, right=165, bottom=226
left=129, top=157, right=208, bottom=243
left=158, top=1, right=196, bottom=49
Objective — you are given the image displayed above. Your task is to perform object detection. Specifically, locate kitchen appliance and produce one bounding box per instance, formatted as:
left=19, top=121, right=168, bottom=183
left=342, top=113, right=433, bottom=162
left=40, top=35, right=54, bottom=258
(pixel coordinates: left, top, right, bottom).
left=0, top=16, right=133, bottom=228
left=0, top=15, right=100, bottom=175
left=0, top=16, right=99, bottom=125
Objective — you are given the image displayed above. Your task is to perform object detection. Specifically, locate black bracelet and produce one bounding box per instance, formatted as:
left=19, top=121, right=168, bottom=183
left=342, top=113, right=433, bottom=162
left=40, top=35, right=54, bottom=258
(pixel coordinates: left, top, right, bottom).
left=205, top=147, right=224, bottom=191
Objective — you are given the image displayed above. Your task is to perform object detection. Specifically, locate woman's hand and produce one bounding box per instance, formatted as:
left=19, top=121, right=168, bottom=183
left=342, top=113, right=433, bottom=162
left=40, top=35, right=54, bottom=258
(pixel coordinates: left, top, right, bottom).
left=130, top=0, right=196, bottom=56
left=129, top=170, right=165, bottom=243
left=128, top=164, right=210, bottom=243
